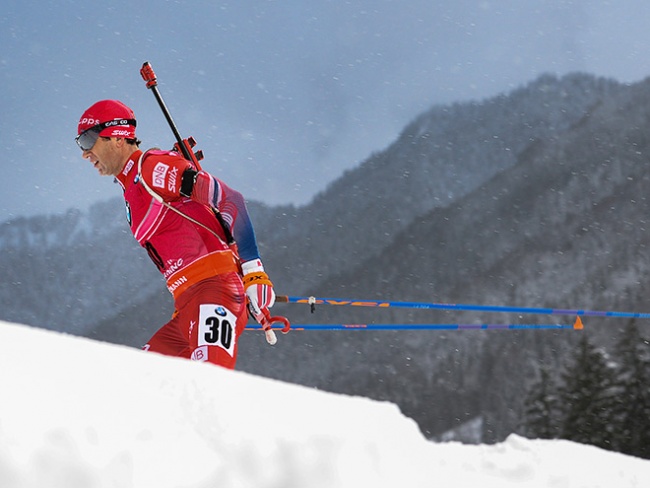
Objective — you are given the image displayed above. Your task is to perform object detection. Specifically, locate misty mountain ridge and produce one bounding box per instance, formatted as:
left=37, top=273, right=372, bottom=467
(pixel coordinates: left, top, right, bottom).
left=2, top=71, right=648, bottom=441
left=261, top=72, right=622, bottom=293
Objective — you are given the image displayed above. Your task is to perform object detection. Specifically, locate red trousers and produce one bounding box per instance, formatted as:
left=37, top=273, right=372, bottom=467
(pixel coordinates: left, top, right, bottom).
left=143, top=274, right=248, bottom=369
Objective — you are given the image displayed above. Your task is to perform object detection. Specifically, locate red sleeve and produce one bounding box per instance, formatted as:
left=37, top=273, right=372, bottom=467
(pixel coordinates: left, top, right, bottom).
left=140, top=150, right=193, bottom=201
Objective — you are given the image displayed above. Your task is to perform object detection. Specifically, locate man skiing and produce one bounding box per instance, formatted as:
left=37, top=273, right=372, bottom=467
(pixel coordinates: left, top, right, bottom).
left=76, top=99, right=277, bottom=369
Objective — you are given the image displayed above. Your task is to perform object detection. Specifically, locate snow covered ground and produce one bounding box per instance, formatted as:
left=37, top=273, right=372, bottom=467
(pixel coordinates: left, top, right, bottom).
left=1, top=321, right=649, bottom=488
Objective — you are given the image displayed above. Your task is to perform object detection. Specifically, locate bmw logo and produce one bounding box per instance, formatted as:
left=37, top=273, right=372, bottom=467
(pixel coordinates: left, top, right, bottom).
left=125, top=201, right=132, bottom=226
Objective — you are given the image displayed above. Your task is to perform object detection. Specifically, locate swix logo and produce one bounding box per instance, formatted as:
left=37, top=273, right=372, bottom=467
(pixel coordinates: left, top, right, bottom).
left=168, top=167, right=178, bottom=192
left=112, top=129, right=131, bottom=137
left=152, top=162, right=169, bottom=189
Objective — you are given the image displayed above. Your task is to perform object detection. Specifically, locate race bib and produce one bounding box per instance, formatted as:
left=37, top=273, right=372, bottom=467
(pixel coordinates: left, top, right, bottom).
left=197, top=304, right=237, bottom=357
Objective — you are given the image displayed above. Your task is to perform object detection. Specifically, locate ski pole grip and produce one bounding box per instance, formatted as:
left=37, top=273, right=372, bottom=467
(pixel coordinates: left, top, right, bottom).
left=140, top=61, right=158, bottom=89
left=259, top=310, right=291, bottom=345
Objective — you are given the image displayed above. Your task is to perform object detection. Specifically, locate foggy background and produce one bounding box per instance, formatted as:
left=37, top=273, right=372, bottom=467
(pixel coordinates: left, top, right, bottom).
left=2, top=0, right=650, bottom=219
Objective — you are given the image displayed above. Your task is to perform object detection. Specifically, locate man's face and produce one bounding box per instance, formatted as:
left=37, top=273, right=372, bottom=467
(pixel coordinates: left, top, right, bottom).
left=82, top=137, right=125, bottom=177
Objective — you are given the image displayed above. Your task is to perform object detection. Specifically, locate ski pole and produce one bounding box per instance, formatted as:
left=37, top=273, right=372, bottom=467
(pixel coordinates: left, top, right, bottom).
left=140, top=61, right=204, bottom=169
left=276, top=295, right=650, bottom=320
left=246, top=318, right=583, bottom=331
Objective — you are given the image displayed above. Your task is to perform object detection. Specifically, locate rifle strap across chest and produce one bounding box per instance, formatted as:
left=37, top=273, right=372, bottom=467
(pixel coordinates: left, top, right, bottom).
left=136, top=151, right=236, bottom=248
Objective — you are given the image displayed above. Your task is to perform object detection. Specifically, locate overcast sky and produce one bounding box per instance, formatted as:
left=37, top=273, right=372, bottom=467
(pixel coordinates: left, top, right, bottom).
left=3, top=1, right=650, bottom=219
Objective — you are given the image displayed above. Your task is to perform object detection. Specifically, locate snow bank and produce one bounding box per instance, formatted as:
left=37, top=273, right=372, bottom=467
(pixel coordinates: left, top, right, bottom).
left=1, top=321, right=649, bottom=487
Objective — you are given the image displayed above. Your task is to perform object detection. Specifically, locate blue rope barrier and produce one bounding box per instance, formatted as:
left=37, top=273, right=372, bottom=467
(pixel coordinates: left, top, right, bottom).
left=276, top=296, right=650, bottom=320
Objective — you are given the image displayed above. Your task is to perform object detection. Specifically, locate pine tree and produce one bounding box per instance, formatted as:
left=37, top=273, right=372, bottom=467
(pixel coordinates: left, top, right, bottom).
left=559, top=335, right=617, bottom=450
left=610, top=321, right=650, bottom=459
left=520, top=366, right=562, bottom=439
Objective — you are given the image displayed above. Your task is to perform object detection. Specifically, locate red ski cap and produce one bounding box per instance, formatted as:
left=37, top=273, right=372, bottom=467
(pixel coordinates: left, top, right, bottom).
left=77, top=100, right=137, bottom=139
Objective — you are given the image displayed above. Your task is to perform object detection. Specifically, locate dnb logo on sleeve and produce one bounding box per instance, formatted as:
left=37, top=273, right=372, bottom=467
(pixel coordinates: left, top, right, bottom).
left=193, top=304, right=237, bottom=361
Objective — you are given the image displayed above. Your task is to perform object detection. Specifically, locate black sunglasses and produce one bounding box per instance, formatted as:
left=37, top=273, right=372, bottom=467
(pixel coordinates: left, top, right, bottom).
left=75, top=118, right=136, bottom=151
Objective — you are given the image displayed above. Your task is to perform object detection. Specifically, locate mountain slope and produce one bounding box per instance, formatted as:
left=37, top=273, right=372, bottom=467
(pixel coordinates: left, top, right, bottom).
left=245, top=74, right=650, bottom=440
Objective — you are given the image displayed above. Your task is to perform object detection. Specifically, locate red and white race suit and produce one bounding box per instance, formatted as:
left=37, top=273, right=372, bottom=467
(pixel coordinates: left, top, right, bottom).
left=115, top=149, right=262, bottom=368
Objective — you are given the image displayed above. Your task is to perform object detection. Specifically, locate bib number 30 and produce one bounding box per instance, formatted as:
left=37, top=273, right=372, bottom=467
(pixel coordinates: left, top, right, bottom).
left=198, top=304, right=237, bottom=357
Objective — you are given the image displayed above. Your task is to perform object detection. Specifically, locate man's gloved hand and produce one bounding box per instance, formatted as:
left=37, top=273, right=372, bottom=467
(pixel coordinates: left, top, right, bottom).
left=241, top=259, right=276, bottom=324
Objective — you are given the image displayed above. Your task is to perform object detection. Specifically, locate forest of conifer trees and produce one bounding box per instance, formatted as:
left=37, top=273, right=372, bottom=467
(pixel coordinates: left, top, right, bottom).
left=521, top=322, right=650, bottom=459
